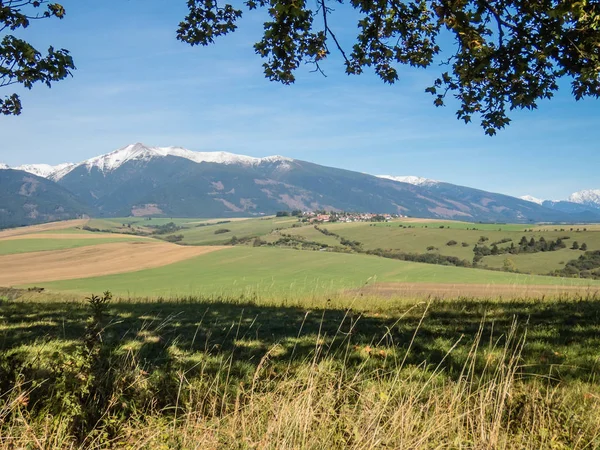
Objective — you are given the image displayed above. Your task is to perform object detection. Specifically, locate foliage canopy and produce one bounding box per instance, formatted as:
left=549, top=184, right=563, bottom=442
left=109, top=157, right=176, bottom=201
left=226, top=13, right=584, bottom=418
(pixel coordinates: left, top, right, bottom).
left=0, top=1, right=74, bottom=115
left=178, top=0, right=600, bottom=134
left=2, top=1, right=599, bottom=134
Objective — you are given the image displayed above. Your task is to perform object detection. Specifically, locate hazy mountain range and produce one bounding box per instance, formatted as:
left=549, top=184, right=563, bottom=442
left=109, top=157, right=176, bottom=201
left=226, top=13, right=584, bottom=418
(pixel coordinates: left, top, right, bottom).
left=1, top=143, right=599, bottom=228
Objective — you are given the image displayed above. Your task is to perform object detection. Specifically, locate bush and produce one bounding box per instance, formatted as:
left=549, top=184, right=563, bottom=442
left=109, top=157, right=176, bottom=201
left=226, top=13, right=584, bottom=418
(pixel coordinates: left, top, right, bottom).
left=461, top=242, right=469, bottom=247
left=446, top=240, right=458, bottom=246
left=163, top=234, right=183, bottom=243
left=214, top=228, right=231, bottom=235
left=151, top=222, right=181, bottom=235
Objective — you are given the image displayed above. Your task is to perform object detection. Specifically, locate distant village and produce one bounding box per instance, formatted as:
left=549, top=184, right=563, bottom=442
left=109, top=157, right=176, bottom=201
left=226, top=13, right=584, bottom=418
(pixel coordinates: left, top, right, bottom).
left=276, top=210, right=405, bottom=223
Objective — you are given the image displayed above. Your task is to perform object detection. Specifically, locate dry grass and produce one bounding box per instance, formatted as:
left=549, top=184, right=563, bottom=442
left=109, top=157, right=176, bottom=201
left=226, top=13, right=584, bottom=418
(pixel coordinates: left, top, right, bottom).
left=0, top=241, right=229, bottom=285
left=0, top=232, right=147, bottom=241
left=0, top=219, right=89, bottom=238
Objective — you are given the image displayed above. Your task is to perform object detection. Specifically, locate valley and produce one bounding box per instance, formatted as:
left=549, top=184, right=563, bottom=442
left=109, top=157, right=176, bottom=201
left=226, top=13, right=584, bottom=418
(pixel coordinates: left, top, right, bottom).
left=2, top=143, right=600, bottom=229
left=2, top=216, right=600, bottom=301
left=3, top=148, right=600, bottom=448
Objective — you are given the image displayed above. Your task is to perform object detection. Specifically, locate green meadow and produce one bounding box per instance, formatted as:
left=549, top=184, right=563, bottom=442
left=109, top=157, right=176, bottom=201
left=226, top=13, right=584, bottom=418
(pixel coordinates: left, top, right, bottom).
left=285, top=221, right=600, bottom=274
left=32, top=246, right=600, bottom=298
left=172, top=216, right=299, bottom=244
left=4, top=217, right=600, bottom=448
left=0, top=236, right=142, bottom=255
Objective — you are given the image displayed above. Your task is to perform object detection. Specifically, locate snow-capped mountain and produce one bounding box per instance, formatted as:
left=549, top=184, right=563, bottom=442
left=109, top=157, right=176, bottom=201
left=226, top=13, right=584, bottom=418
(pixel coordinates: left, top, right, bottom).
left=80, top=143, right=292, bottom=174
left=3, top=143, right=293, bottom=181
left=4, top=142, right=600, bottom=226
left=569, top=190, right=600, bottom=208
left=519, top=195, right=544, bottom=205
left=377, top=175, right=438, bottom=186
left=14, top=163, right=76, bottom=180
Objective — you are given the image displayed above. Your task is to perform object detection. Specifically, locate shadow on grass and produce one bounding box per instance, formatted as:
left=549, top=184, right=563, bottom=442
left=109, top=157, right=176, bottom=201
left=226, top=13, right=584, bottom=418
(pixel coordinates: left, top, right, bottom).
left=1, top=295, right=599, bottom=385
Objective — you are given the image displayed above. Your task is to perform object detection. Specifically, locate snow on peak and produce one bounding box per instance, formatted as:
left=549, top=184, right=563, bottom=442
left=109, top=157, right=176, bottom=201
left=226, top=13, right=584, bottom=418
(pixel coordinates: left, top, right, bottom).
left=3, top=143, right=294, bottom=179
left=82, top=143, right=294, bottom=173
left=377, top=175, right=438, bottom=186
left=519, top=195, right=544, bottom=205
left=13, top=163, right=75, bottom=180
left=569, top=189, right=600, bottom=207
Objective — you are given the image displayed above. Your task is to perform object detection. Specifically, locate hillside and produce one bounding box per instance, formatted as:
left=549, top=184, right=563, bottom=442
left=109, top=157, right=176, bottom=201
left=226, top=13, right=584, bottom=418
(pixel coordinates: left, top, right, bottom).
left=3, top=143, right=600, bottom=223
left=0, top=169, right=90, bottom=229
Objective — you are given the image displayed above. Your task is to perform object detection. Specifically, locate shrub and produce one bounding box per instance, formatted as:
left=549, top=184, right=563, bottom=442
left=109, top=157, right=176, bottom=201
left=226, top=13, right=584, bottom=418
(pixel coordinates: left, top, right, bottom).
left=214, top=228, right=231, bottom=234
left=446, top=240, right=458, bottom=246
left=163, top=234, right=183, bottom=243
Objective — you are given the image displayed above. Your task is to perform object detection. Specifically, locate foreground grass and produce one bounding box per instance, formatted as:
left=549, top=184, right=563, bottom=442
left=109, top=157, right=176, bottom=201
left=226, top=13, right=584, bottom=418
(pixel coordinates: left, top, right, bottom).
left=30, top=246, right=600, bottom=298
left=1, top=292, right=600, bottom=448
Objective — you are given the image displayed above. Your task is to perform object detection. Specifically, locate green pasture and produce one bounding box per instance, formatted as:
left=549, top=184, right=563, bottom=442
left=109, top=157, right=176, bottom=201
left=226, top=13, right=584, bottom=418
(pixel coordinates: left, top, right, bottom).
left=482, top=248, right=582, bottom=274
left=30, top=246, right=600, bottom=298
left=394, top=220, right=528, bottom=231
left=171, top=216, right=299, bottom=245
left=285, top=222, right=600, bottom=272
left=0, top=236, right=142, bottom=255
left=37, top=227, right=95, bottom=235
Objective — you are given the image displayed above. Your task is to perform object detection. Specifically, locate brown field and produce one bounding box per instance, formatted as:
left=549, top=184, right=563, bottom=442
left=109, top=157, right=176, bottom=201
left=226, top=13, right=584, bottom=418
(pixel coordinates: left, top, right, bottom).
left=0, top=241, right=228, bottom=285
left=0, top=219, right=89, bottom=238
left=0, top=232, right=147, bottom=241
left=352, top=282, right=600, bottom=299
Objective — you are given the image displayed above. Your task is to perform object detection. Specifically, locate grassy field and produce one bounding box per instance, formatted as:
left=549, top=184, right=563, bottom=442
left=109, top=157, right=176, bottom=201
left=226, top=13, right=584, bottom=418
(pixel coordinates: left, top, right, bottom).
left=285, top=221, right=600, bottom=274
left=1, top=290, right=600, bottom=448
left=3, top=217, right=600, bottom=447
left=0, top=236, right=143, bottom=255
left=394, top=219, right=529, bottom=231
left=30, top=246, right=600, bottom=299
left=171, top=216, right=299, bottom=245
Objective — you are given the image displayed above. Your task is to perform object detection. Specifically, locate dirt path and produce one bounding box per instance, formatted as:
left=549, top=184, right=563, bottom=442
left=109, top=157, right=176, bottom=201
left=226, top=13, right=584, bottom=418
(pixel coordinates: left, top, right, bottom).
left=0, top=241, right=228, bottom=286
left=351, top=282, right=600, bottom=299
left=0, top=219, right=89, bottom=239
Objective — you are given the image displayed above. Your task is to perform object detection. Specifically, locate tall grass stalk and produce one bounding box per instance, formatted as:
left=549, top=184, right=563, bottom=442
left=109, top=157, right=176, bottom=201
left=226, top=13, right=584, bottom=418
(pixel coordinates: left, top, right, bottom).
left=1, top=304, right=599, bottom=449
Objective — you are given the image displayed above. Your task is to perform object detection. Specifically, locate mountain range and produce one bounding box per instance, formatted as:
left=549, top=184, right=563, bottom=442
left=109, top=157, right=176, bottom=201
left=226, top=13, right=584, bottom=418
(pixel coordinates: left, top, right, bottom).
left=1, top=143, right=599, bottom=228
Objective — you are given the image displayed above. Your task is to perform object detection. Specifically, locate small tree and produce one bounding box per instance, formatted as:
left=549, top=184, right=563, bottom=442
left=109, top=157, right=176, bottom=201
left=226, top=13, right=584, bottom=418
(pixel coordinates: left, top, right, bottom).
left=572, top=241, right=580, bottom=250
left=580, top=243, right=588, bottom=251
left=503, top=258, right=517, bottom=272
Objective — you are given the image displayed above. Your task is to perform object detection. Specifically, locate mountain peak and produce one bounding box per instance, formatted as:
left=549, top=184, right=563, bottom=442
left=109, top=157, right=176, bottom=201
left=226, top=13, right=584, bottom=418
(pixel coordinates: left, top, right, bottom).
left=9, top=163, right=75, bottom=180
left=519, top=195, right=544, bottom=205
left=377, top=175, right=438, bottom=186
left=569, top=189, right=600, bottom=207
left=77, top=144, right=296, bottom=175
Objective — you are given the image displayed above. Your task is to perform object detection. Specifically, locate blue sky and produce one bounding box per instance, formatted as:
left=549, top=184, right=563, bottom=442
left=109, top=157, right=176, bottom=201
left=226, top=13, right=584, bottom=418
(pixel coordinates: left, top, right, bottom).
left=0, top=0, right=598, bottom=200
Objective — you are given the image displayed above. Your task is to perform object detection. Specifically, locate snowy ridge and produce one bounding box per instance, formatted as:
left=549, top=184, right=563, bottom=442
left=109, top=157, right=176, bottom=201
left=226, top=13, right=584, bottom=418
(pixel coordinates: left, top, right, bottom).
left=82, top=143, right=293, bottom=174
left=569, top=189, right=600, bottom=207
left=14, top=163, right=75, bottom=179
left=1, top=143, right=294, bottom=180
left=519, top=195, right=544, bottom=205
left=377, top=175, right=438, bottom=186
